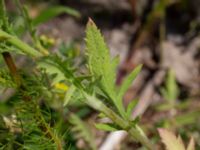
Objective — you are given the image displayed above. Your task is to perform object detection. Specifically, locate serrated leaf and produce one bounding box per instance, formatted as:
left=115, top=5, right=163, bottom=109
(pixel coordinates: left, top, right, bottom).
left=118, top=65, right=142, bottom=101
left=126, top=99, right=138, bottom=118
left=33, top=6, right=80, bottom=26
left=158, top=128, right=185, bottom=150
left=37, top=60, right=65, bottom=85
left=70, top=114, right=97, bottom=150
left=86, top=19, right=116, bottom=99
left=63, top=85, right=76, bottom=106
left=85, top=19, right=126, bottom=116
left=187, top=138, right=195, bottom=150
left=95, top=123, right=120, bottom=132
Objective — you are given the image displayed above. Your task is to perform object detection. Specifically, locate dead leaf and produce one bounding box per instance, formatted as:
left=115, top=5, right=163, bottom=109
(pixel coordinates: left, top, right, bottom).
left=158, top=128, right=185, bottom=150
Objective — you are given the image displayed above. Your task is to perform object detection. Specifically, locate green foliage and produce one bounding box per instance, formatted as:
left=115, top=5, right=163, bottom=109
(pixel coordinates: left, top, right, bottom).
left=126, top=99, right=138, bottom=119
left=168, top=110, right=200, bottom=128
left=37, top=58, right=66, bottom=85
left=36, top=19, right=152, bottom=149
left=161, top=69, right=179, bottom=105
left=0, top=69, right=16, bottom=88
left=0, top=81, right=62, bottom=149
left=14, top=0, right=35, bottom=35
left=0, top=70, right=65, bottom=149
left=0, top=0, right=42, bottom=57
left=95, top=123, right=120, bottom=132
left=85, top=19, right=118, bottom=103
left=85, top=19, right=142, bottom=119
left=63, top=85, right=76, bottom=106
left=32, top=6, right=80, bottom=26
left=0, top=0, right=154, bottom=149
left=14, top=101, right=59, bottom=150
left=0, top=0, right=198, bottom=149
left=69, top=114, right=97, bottom=150
left=0, top=27, right=42, bottom=57
left=0, top=0, right=12, bottom=33
left=117, top=65, right=142, bottom=101
left=51, top=22, right=150, bottom=148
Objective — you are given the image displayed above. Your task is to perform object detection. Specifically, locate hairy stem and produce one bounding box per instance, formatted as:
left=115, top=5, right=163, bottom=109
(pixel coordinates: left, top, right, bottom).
left=128, top=126, right=154, bottom=150
left=0, top=29, right=42, bottom=57
left=83, top=92, right=154, bottom=150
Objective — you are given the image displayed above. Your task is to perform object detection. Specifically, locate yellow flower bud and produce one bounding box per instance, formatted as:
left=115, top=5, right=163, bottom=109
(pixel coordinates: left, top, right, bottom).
left=54, top=83, right=68, bottom=91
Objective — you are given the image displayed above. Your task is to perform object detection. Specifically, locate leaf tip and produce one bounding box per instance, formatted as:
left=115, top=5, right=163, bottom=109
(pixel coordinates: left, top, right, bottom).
left=138, top=64, right=143, bottom=70
left=87, top=17, right=96, bottom=27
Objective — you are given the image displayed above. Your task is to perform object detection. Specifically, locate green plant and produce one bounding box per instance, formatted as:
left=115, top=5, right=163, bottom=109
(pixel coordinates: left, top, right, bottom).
left=37, top=19, right=153, bottom=149
left=0, top=0, right=154, bottom=149
left=156, top=69, right=180, bottom=112
left=161, top=69, right=179, bottom=107
left=152, top=69, right=199, bottom=149
left=69, top=114, right=97, bottom=150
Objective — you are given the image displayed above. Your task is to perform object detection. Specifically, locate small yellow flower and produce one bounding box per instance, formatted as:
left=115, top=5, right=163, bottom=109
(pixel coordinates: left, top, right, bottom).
left=39, top=34, right=56, bottom=47
left=40, top=35, right=48, bottom=41
left=48, top=38, right=55, bottom=45
left=54, top=83, right=69, bottom=91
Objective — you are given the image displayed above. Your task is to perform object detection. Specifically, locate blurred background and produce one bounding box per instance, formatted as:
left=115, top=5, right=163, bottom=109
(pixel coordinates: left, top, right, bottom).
left=1, top=0, right=200, bottom=149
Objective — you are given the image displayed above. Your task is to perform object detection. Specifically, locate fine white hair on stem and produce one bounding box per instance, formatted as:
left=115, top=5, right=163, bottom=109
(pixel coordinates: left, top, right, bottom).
left=100, top=70, right=165, bottom=150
